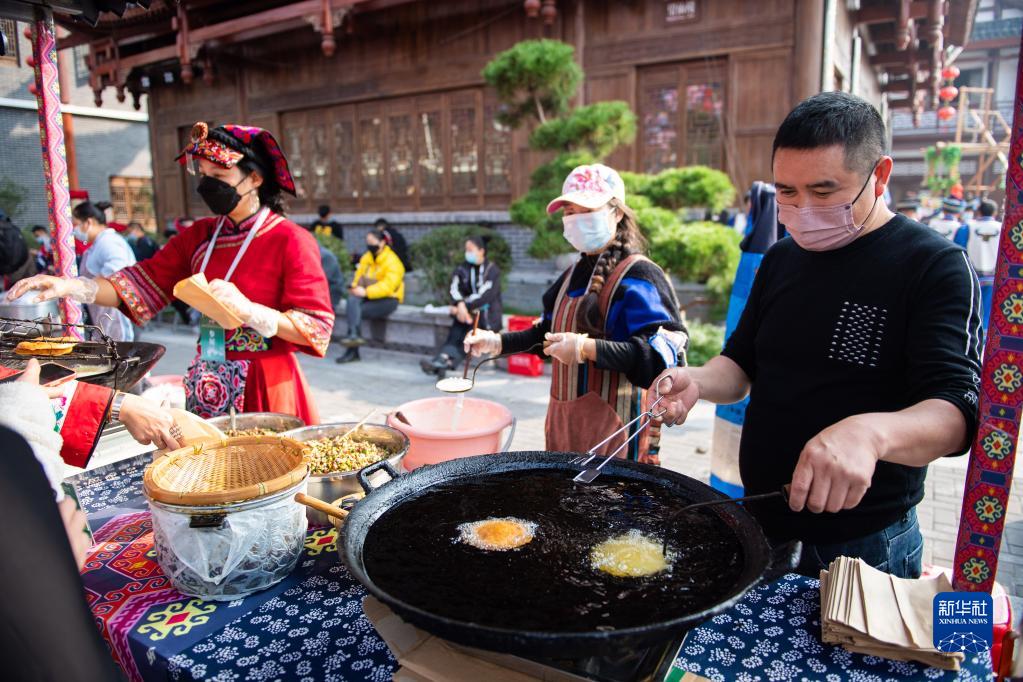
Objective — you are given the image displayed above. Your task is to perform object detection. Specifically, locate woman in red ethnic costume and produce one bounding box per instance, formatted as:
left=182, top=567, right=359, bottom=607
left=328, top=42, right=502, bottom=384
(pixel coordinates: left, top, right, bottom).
left=11, top=123, right=334, bottom=423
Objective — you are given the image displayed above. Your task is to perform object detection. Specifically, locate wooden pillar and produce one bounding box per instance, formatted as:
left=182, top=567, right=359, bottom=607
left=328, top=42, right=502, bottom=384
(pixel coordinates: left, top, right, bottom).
left=793, top=0, right=825, bottom=103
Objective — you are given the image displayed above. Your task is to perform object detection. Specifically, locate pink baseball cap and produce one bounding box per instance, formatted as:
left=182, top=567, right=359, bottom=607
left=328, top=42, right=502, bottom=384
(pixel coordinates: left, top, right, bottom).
left=546, top=163, right=626, bottom=214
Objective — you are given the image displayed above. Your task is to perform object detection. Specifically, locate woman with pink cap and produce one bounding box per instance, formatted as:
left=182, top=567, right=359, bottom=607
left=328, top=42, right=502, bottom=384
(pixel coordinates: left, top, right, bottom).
left=465, top=164, right=687, bottom=464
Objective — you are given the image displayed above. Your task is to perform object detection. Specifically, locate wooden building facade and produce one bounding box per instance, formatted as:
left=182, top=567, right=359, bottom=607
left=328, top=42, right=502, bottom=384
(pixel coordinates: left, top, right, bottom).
left=63, top=0, right=973, bottom=230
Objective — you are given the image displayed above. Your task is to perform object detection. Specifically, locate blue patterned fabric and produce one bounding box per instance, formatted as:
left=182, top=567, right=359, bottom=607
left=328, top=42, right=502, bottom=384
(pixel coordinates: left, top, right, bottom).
left=671, top=573, right=992, bottom=681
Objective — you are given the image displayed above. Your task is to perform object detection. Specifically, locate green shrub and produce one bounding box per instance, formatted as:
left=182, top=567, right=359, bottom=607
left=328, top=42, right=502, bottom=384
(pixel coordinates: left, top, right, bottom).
left=0, top=177, right=27, bottom=220
left=529, top=102, right=636, bottom=157
left=633, top=204, right=679, bottom=241
left=619, top=171, right=654, bottom=198
left=410, top=225, right=512, bottom=302
left=315, top=232, right=352, bottom=278
left=645, top=166, right=736, bottom=212
left=481, top=39, right=582, bottom=127
left=649, top=221, right=740, bottom=284
left=685, top=320, right=725, bottom=367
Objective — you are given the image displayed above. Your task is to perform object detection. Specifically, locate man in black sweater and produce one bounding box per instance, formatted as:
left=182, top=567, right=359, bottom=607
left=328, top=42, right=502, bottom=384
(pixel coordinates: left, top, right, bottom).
left=657, top=92, right=982, bottom=579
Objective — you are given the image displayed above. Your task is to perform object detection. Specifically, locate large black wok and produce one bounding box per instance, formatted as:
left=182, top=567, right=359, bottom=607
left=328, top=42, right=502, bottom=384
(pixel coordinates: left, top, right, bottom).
left=342, top=452, right=800, bottom=659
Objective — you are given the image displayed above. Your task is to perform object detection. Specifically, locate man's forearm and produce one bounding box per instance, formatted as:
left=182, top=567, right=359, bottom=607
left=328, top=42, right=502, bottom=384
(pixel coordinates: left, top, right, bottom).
left=690, top=355, right=751, bottom=405
left=863, top=399, right=969, bottom=467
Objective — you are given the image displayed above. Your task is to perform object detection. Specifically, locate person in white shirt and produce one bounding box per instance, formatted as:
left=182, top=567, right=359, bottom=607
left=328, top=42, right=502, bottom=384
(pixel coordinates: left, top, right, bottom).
left=964, top=198, right=1002, bottom=332
left=927, top=196, right=965, bottom=240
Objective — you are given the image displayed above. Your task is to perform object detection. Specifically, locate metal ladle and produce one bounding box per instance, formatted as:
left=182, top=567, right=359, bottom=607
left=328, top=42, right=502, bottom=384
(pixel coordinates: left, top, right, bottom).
left=435, top=343, right=544, bottom=393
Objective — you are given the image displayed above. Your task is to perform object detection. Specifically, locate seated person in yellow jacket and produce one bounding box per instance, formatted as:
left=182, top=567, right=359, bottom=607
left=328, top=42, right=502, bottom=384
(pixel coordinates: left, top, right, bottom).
left=337, top=229, right=406, bottom=363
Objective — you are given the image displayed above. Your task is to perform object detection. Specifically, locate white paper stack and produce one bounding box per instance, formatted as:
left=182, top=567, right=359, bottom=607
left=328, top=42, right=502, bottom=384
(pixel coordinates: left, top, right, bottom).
left=819, top=556, right=965, bottom=671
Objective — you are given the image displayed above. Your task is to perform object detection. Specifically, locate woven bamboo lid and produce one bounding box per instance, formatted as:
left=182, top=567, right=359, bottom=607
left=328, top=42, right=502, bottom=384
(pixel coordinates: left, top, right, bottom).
left=144, top=435, right=309, bottom=506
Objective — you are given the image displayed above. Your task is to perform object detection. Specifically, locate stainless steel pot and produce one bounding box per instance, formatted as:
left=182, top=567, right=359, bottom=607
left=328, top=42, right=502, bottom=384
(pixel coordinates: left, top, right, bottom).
left=0, top=297, right=61, bottom=335
left=282, top=422, right=409, bottom=526
left=207, top=412, right=305, bottom=435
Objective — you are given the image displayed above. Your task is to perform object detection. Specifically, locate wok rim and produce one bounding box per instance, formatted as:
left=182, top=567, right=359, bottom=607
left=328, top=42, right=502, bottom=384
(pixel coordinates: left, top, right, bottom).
left=341, top=452, right=776, bottom=652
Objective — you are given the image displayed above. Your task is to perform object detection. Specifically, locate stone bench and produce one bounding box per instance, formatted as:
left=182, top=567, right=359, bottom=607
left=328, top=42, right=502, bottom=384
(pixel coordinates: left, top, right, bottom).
left=332, top=300, right=484, bottom=354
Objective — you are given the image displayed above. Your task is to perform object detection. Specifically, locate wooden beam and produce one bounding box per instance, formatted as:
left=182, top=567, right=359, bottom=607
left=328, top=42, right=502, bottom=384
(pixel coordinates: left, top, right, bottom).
left=869, top=48, right=930, bottom=66
left=856, top=0, right=929, bottom=25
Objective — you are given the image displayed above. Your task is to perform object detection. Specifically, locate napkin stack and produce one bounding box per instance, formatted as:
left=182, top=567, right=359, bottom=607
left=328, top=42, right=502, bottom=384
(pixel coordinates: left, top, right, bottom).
left=819, top=556, right=965, bottom=671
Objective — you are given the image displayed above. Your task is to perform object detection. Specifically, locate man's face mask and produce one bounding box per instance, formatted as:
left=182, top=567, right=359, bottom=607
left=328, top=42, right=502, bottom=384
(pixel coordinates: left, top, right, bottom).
left=777, top=162, right=881, bottom=252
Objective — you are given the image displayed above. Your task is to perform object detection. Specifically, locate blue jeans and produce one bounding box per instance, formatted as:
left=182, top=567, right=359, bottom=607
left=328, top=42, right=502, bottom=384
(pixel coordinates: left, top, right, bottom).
left=796, top=508, right=923, bottom=579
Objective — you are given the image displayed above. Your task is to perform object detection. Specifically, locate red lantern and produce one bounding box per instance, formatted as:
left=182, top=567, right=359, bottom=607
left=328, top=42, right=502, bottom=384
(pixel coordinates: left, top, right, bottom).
left=523, top=0, right=540, bottom=18
left=941, top=65, right=961, bottom=81
left=25, top=55, right=35, bottom=68
left=939, top=85, right=959, bottom=102
left=937, top=105, right=957, bottom=121
left=27, top=83, right=37, bottom=96
left=950, top=183, right=964, bottom=199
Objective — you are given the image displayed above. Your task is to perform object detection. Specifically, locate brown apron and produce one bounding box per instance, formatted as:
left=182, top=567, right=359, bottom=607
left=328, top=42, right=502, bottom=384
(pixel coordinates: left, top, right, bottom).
left=544, top=254, right=662, bottom=465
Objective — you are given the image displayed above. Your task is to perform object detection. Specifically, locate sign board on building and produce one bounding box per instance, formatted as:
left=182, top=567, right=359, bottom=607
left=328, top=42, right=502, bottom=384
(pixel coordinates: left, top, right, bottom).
left=665, top=0, right=699, bottom=24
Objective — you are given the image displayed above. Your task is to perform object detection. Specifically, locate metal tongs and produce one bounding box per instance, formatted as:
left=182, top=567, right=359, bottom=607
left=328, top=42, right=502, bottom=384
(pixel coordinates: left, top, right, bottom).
left=571, top=374, right=672, bottom=484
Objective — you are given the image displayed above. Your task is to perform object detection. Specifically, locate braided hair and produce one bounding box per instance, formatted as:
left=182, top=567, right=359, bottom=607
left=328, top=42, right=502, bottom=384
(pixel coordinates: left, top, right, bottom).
left=575, top=198, right=647, bottom=336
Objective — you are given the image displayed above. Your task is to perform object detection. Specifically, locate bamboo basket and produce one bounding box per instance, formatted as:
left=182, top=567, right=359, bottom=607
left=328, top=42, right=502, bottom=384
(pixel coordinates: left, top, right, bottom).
left=144, top=435, right=309, bottom=506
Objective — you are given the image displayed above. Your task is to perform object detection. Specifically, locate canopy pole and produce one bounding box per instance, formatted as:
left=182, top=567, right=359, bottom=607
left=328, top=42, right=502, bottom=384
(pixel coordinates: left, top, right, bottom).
left=30, top=7, right=81, bottom=336
left=951, top=30, right=1023, bottom=593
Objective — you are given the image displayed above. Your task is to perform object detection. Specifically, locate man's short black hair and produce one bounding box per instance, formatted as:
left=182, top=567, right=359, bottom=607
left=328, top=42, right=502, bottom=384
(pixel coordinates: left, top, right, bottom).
left=772, top=91, right=887, bottom=174
left=317, top=205, right=330, bottom=217
left=31, top=225, right=48, bottom=234
left=374, top=217, right=389, bottom=230
left=979, top=199, right=998, bottom=218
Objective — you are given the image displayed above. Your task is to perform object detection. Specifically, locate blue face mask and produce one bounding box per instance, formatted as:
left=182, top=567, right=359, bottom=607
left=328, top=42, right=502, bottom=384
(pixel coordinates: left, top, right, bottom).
left=465, top=251, right=480, bottom=265
left=563, top=207, right=615, bottom=253
left=72, top=224, right=89, bottom=242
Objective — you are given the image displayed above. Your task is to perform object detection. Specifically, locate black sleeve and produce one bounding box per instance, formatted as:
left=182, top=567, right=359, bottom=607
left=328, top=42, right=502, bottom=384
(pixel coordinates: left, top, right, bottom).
left=501, top=318, right=549, bottom=356
left=721, top=251, right=772, bottom=378
left=465, top=264, right=501, bottom=312
left=0, top=426, right=124, bottom=681
left=500, top=269, right=564, bottom=356
left=330, top=221, right=344, bottom=241
left=594, top=336, right=673, bottom=388
left=904, top=249, right=983, bottom=456
left=448, top=266, right=466, bottom=305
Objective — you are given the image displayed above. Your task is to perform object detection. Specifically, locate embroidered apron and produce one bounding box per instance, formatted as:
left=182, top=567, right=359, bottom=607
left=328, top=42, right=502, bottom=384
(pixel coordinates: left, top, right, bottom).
left=544, top=255, right=662, bottom=465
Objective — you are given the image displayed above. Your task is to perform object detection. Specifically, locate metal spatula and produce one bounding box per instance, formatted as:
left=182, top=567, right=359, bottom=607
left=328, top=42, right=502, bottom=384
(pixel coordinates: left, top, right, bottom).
left=661, top=485, right=791, bottom=555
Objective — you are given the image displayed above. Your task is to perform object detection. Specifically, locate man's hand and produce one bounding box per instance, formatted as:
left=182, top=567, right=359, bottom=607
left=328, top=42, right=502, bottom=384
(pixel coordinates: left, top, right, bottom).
left=350, top=286, right=367, bottom=298
left=652, top=367, right=700, bottom=426
left=788, top=415, right=881, bottom=514
left=456, top=302, right=472, bottom=325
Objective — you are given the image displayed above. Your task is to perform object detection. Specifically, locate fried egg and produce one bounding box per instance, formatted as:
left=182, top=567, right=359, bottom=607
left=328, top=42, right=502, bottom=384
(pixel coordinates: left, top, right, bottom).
left=457, top=517, right=537, bottom=551
left=590, top=530, right=670, bottom=578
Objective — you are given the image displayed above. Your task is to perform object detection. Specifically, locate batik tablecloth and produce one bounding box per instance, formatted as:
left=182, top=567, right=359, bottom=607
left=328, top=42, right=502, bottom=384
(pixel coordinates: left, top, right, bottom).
left=79, top=463, right=992, bottom=682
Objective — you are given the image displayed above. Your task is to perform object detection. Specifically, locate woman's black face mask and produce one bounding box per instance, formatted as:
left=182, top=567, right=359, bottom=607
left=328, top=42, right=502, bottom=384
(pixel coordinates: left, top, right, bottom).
left=197, top=174, right=249, bottom=216
left=366, top=242, right=381, bottom=255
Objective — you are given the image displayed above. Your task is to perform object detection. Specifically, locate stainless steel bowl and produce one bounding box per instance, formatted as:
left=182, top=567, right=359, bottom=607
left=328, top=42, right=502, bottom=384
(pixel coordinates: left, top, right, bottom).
left=207, top=412, right=305, bottom=436
left=0, top=297, right=61, bottom=335
left=282, top=422, right=409, bottom=526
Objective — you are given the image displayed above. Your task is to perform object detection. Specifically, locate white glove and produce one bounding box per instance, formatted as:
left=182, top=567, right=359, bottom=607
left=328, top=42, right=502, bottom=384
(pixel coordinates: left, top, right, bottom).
left=543, top=332, right=587, bottom=365
left=208, top=279, right=280, bottom=338
left=464, top=329, right=502, bottom=358
left=6, top=274, right=98, bottom=304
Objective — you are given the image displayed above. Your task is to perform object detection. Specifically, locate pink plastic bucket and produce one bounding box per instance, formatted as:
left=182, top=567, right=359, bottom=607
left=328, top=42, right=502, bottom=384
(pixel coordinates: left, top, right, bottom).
left=386, top=396, right=516, bottom=471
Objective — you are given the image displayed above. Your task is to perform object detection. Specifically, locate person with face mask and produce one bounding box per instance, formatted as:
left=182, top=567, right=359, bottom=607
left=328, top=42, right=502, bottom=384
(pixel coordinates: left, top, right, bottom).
left=71, top=201, right=137, bottom=342
left=654, top=92, right=982, bottom=579
left=465, top=164, right=687, bottom=464
left=420, top=235, right=503, bottom=377
left=11, top=122, right=335, bottom=424
left=30, top=225, right=55, bottom=275
left=337, top=229, right=406, bottom=363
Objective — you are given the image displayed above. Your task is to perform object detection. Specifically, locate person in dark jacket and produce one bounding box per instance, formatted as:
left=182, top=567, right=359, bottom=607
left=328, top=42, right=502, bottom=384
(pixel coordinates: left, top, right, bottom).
left=126, top=222, right=160, bottom=261
left=319, top=244, right=346, bottom=311
left=374, top=218, right=412, bottom=273
left=421, top=235, right=502, bottom=377
left=312, top=204, right=344, bottom=241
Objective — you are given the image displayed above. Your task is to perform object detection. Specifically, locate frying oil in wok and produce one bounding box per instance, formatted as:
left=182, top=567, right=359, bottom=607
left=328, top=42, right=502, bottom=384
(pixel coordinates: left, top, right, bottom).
left=363, top=470, right=745, bottom=632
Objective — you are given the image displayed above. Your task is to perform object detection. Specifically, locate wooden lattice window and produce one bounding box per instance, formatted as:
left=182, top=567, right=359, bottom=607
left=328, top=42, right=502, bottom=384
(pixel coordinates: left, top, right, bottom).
left=109, top=176, right=155, bottom=231
left=0, top=19, right=20, bottom=67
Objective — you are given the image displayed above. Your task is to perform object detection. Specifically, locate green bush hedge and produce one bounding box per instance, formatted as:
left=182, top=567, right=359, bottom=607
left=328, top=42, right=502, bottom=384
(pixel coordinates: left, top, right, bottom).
left=685, top=321, right=725, bottom=367
left=648, top=221, right=740, bottom=284
left=410, top=225, right=512, bottom=302
left=643, top=166, right=736, bottom=212
left=314, top=232, right=352, bottom=278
